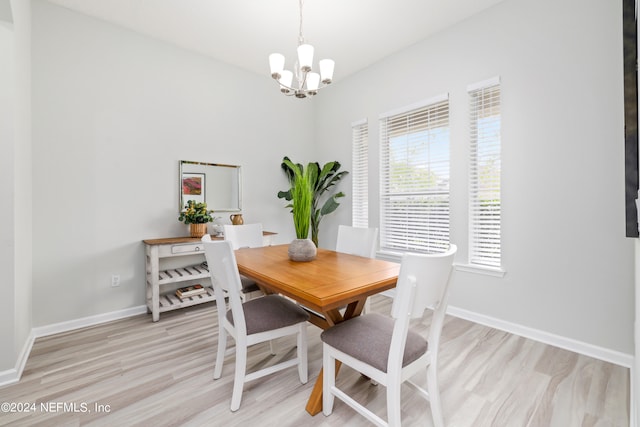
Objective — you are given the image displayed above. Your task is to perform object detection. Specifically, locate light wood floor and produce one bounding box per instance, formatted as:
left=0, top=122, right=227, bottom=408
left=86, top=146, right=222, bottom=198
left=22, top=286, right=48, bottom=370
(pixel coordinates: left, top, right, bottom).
left=0, top=296, right=629, bottom=427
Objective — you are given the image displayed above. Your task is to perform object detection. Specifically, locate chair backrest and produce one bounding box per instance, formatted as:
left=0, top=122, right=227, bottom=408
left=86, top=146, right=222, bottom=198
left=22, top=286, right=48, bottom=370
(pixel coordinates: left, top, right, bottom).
left=390, top=245, right=457, bottom=321
left=224, top=223, right=264, bottom=249
left=335, top=225, right=378, bottom=258
left=387, top=245, right=457, bottom=372
left=203, top=240, right=247, bottom=334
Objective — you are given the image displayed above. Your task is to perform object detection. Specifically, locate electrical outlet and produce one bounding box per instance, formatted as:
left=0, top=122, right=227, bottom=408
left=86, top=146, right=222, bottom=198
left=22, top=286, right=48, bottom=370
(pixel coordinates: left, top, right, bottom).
left=111, top=274, right=121, bottom=287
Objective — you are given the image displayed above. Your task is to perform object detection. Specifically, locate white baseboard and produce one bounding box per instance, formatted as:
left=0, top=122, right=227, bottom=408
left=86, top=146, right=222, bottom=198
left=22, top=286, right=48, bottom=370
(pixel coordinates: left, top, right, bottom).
left=447, top=305, right=634, bottom=368
left=32, top=305, right=147, bottom=338
left=0, top=329, right=35, bottom=388
left=0, top=305, right=147, bottom=388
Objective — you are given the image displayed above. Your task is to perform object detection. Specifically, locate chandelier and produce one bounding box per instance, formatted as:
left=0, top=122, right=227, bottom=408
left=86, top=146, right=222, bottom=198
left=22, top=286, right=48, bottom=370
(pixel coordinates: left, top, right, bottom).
left=268, top=0, right=334, bottom=98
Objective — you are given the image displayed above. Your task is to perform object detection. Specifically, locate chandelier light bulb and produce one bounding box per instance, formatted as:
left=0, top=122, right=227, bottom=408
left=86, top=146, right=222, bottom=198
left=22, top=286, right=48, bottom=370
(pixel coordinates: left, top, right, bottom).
left=269, top=53, right=285, bottom=79
left=319, top=59, right=335, bottom=84
left=279, top=70, right=293, bottom=93
left=306, top=72, right=320, bottom=93
left=297, top=44, right=314, bottom=72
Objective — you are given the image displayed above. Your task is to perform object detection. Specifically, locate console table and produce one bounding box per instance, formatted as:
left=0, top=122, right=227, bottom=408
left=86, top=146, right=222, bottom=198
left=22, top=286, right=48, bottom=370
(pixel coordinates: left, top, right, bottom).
left=143, top=232, right=275, bottom=322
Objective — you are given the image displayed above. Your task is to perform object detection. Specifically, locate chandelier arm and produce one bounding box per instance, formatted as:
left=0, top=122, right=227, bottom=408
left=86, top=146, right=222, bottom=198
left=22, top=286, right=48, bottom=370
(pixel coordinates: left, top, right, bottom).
left=276, top=80, right=330, bottom=94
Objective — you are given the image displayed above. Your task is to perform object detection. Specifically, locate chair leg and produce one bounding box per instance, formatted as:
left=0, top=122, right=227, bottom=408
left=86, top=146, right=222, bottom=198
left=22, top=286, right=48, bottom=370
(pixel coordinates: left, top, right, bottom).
left=214, top=327, right=227, bottom=379
left=322, top=347, right=335, bottom=416
left=386, top=377, right=402, bottom=427
left=297, top=323, right=308, bottom=384
left=427, top=362, right=444, bottom=427
left=230, top=343, right=247, bottom=411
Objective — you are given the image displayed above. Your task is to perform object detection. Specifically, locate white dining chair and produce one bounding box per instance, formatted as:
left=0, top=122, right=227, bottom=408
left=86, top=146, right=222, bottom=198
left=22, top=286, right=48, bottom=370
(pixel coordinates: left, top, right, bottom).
left=203, top=240, right=309, bottom=412
left=321, top=244, right=457, bottom=427
left=336, top=225, right=378, bottom=258
left=336, top=225, right=378, bottom=312
left=223, top=223, right=265, bottom=301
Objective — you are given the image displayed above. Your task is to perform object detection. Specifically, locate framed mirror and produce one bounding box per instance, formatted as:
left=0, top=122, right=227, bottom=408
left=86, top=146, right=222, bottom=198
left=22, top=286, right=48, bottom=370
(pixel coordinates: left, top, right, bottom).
left=179, top=160, right=242, bottom=212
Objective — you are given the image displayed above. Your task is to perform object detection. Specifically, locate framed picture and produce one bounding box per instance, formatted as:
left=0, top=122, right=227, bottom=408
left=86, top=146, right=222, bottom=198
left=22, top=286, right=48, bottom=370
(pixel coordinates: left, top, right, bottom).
left=182, top=173, right=205, bottom=206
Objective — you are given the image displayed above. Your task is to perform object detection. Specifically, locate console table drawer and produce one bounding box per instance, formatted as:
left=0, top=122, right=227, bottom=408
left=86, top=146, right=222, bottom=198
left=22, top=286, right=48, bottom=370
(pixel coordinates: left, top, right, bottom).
left=155, top=243, right=205, bottom=257
left=170, top=243, right=204, bottom=255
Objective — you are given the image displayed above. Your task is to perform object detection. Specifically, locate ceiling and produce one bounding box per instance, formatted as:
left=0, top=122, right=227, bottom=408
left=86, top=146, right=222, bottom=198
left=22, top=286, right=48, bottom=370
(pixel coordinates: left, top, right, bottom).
left=45, top=0, right=505, bottom=80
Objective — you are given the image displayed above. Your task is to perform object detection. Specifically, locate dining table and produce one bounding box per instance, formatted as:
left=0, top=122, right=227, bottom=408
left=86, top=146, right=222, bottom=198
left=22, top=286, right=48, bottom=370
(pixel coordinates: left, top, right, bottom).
left=234, top=244, right=400, bottom=416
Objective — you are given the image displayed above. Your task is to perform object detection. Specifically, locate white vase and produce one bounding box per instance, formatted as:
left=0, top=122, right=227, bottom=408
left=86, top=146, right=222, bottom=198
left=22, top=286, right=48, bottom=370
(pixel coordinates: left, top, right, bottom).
left=288, top=238, right=317, bottom=262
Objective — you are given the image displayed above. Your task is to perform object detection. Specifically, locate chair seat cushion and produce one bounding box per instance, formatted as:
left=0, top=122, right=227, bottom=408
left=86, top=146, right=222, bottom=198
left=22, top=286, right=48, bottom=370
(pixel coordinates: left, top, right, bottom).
left=227, top=295, right=309, bottom=335
left=320, top=313, right=428, bottom=373
left=240, top=275, right=260, bottom=294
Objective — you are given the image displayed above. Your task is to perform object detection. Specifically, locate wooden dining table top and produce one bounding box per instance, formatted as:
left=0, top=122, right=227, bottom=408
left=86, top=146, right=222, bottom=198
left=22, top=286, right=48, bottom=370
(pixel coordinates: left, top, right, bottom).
left=234, top=243, right=400, bottom=416
left=234, top=244, right=400, bottom=315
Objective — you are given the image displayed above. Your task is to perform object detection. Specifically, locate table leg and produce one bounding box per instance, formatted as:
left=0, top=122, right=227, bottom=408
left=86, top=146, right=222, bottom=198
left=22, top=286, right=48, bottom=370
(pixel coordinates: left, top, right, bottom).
left=305, top=298, right=367, bottom=416
left=306, top=361, right=342, bottom=416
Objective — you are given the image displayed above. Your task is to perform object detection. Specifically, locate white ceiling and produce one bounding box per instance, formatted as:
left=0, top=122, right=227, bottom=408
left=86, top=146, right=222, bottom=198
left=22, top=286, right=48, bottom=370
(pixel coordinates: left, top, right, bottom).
left=45, top=0, right=505, bottom=80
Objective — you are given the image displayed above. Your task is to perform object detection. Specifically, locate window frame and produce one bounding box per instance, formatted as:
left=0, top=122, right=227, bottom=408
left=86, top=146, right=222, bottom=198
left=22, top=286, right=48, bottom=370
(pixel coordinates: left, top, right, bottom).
left=378, top=94, right=451, bottom=255
left=351, top=119, right=369, bottom=228
left=464, top=77, right=505, bottom=275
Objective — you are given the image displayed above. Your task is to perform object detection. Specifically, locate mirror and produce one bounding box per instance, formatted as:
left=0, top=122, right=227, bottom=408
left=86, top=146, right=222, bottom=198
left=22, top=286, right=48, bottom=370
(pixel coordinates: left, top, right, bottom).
left=179, top=160, right=242, bottom=212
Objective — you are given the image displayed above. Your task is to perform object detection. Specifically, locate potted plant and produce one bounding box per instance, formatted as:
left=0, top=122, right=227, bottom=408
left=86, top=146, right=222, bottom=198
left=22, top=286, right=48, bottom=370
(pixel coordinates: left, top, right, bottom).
left=278, top=156, right=348, bottom=246
left=281, top=158, right=317, bottom=261
left=178, top=200, right=214, bottom=238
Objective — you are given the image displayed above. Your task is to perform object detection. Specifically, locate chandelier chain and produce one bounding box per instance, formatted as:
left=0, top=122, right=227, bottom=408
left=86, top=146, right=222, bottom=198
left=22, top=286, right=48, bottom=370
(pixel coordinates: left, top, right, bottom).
left=298, top=0, right=305, bottom=46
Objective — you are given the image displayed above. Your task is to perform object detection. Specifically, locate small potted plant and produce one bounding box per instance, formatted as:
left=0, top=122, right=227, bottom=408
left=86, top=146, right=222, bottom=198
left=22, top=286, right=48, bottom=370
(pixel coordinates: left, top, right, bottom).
left=281, top=158, right=316, bottom=261
left=178, top=200, right=214, bottom=238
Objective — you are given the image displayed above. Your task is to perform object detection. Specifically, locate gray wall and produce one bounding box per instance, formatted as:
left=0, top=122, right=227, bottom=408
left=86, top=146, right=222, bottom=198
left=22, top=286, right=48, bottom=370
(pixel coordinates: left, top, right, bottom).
left=30, top=0, right=315, bottom=327
left=315, top=0, right=634, bottom=354
left=0, top=4, right=16, bottom=371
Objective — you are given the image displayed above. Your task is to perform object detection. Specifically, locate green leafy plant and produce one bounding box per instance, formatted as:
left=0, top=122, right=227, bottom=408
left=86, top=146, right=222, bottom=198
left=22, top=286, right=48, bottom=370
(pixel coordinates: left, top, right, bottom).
left=178, top=200, right=214, bottom=224
left=278, top=157, right=348, bottom=246
left=280, top=158, right=313, bottom=239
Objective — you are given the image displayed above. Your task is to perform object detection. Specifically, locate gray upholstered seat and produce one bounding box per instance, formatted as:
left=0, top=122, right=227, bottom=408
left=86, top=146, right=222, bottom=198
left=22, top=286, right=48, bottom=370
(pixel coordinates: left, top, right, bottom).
left=321, top=313, right=427, bottom=373
left=227, top=295, right=309, bottom=335
left=240, top=276, right=260, bottom=294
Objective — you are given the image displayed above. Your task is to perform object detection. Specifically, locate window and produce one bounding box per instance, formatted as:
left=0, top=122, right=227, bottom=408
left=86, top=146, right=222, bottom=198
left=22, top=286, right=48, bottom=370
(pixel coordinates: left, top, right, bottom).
left=468, top=78, right=502, bottom=268
left=379, top=95, right=450, bottom=254
left=351, top=119, right=369, bottom=228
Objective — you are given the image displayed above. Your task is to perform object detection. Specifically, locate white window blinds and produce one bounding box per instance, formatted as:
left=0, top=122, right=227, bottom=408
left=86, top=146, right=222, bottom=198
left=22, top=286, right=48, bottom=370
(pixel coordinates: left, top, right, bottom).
left=379, top=95, right=450, bottom=254
left=468, top=78, right=502, bottom=268
left=351, top=119, right=369, bottom=228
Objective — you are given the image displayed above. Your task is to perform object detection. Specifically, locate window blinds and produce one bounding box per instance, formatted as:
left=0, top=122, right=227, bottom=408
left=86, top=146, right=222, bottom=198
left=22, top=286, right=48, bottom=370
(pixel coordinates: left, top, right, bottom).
left=468, top=79, right=502, bottom=267
left=351, top=119, right=369, bottom=228
left=379, top=95, right=450, bottom=253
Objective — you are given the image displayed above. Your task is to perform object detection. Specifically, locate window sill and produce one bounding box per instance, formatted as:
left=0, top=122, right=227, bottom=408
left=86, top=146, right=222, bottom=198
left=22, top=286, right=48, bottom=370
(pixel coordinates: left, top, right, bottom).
left=454, top=263, right=506, bottom=278
left=375, top=250, right=403, bottom=263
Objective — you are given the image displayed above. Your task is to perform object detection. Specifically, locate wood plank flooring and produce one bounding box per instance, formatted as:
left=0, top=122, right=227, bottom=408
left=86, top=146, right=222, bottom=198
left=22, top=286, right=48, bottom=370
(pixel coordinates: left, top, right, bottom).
left=0, top=296, right=629, bottom=426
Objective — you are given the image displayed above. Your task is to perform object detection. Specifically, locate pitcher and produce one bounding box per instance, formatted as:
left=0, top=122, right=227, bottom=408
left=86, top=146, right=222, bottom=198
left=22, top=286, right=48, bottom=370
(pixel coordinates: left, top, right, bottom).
left=230, top=214, right=244, bottom=225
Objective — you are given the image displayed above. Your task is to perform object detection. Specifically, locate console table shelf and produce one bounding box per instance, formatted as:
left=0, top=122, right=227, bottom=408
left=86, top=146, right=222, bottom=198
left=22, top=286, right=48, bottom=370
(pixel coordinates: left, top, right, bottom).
left=157, top=286, right=215, bottom=313
left=143, top=232, right=275, bottom=321
left=155, top=264, right=210, bottom=285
